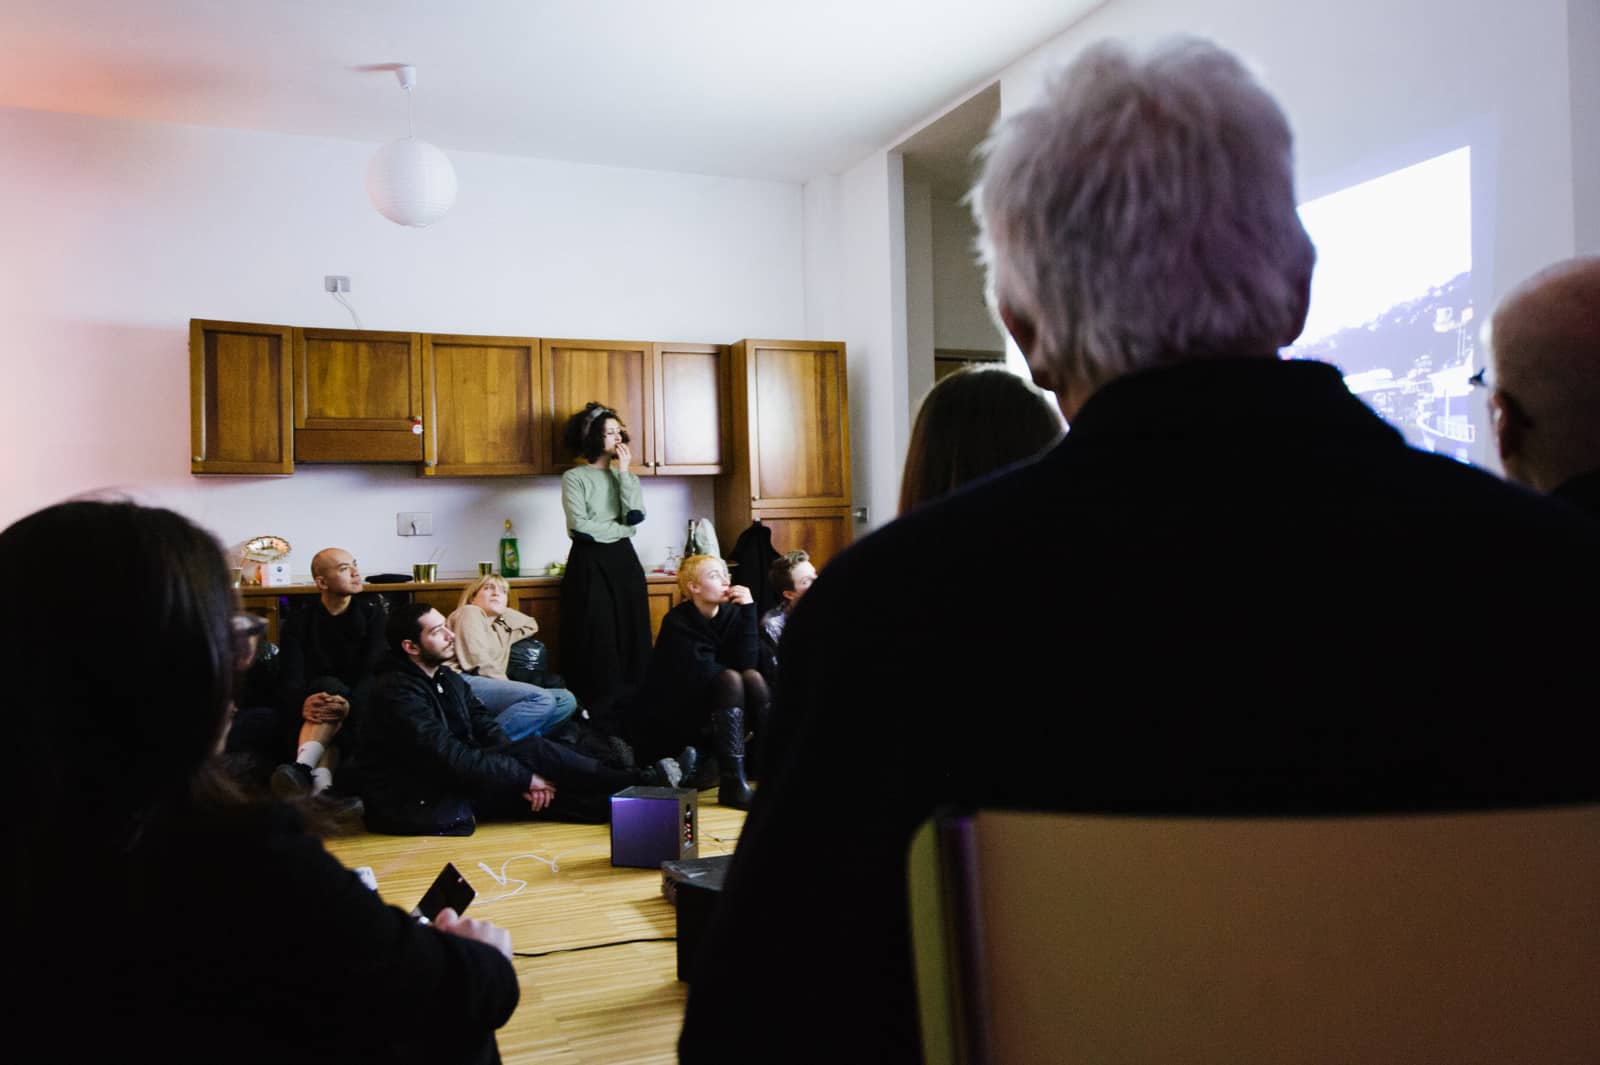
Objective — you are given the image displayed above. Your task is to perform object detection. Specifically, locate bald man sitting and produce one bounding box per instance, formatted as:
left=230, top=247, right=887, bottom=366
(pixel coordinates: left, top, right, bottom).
left=271, top=547, right=385, bottom=812
left=1486, top=256, right=1600, bottom=515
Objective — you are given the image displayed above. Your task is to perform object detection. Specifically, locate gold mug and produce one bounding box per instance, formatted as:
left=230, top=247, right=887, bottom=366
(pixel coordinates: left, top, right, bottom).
left=477, top=561, right=495, bottom=576
left=412, top=563, right=438, bottom=583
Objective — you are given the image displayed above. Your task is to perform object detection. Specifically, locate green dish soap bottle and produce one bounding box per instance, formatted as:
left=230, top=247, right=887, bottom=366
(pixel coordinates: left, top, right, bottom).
left=499, top=518, right=521, bottom=578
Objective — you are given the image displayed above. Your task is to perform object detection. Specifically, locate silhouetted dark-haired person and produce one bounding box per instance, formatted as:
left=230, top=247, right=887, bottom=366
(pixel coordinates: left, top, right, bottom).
left=898, top=365, right=1063, bottom=513
left=5, top=500, right=518, bottom=1064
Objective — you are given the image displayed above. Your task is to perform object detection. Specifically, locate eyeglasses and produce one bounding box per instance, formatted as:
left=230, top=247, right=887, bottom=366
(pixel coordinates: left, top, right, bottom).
left=1467, top=367, right=1535, bottom=429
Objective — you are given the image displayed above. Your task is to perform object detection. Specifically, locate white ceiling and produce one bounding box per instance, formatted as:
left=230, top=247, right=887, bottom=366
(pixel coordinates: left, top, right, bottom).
left=0, top=0, right=1100, bottom=182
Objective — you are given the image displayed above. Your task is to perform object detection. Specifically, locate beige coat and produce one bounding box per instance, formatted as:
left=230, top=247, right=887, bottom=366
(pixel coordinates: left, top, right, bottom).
left=446, top=604, right=538, bottom=680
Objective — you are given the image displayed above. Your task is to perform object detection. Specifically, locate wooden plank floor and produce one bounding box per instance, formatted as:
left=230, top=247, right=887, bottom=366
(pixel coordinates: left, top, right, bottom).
left=325, top=791, right=748, bottom=1065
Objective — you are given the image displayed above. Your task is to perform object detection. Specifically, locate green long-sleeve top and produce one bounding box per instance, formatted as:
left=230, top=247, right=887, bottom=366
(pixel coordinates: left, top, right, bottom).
left=561, top=463, right=646, bottom=543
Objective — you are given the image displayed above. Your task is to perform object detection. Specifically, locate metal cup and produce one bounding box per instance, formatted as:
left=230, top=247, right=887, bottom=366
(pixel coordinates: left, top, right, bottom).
left=412, top=563, right=438, bottom=583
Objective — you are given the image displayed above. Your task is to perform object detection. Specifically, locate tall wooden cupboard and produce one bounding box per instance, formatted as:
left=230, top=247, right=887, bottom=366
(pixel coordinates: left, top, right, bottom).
left=715, top=339, right=852, bottom=569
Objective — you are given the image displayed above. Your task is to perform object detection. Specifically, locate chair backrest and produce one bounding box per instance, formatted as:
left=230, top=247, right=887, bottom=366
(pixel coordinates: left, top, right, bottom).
left=909, top=805, right=1600, bottom=1065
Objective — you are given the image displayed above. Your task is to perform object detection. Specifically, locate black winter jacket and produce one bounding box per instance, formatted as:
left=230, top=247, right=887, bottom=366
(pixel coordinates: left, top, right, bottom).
left=361, top=655, right=529, bottom=814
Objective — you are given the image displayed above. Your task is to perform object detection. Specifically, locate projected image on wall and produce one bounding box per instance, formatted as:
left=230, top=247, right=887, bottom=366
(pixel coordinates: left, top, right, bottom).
left=1284, top=147, right=1479, bottom=462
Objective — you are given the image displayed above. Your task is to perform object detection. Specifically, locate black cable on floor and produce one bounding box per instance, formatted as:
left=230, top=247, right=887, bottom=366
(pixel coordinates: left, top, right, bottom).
left=514, top=935, right=676, bottom=958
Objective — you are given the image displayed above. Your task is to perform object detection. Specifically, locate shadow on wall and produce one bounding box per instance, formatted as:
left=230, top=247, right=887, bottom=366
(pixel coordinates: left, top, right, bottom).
left=2, top=319, right=191, bottom=529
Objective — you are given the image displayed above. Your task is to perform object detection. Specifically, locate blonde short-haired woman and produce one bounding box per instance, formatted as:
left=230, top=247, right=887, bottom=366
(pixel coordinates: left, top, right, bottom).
left=446, top=574, right=578, bottom=740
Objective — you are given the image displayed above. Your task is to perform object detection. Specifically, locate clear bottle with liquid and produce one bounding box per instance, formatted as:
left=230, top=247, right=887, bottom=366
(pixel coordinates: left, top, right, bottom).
left=499, top=518, right=521, bottom=578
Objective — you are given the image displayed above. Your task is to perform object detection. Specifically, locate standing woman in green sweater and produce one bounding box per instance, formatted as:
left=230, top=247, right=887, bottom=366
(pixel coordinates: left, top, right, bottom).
left=560, top=402, right=653, bottom=729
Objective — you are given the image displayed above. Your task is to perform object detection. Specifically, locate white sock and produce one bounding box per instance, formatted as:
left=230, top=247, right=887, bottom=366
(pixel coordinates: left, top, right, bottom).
left=310, top=766, right=334, bottom=794
left=296, top=741, right=326, bottom=768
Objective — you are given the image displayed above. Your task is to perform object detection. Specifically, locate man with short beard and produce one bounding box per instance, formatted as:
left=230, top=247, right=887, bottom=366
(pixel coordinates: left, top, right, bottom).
left=359, top=603, right=689, bottom=833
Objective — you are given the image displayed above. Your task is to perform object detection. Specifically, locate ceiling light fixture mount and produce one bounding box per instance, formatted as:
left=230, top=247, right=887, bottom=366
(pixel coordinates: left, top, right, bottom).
left=366, top=64, right=458, bottom=228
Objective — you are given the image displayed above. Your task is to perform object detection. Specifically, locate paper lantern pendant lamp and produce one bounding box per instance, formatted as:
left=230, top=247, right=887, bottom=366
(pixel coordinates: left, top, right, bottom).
left=368, top=65, right=457, bottom=228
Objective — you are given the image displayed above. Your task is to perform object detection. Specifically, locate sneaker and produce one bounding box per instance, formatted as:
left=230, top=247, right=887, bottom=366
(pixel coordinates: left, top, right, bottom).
left=638, top=757, right=683, bottom=789
left=309, top=790, right=366, bottom=835
left=270, top=762, right=313, bottom=800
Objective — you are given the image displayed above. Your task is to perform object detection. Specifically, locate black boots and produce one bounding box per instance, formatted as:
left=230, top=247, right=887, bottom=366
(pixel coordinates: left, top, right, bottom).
left=712, top=706, right=755, bottom=809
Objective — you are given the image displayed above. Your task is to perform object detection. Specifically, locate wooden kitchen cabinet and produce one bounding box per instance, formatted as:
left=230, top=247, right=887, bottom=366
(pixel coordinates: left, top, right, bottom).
left=539, top=338, right=725, bottom=476
left=422, top=334, right=544, bottom=476
left=190, top=319, right=295, bottom=475
left=292, top=327, right=424, bottom=462
left=653, top=341, right=726, bottom=475
left=539, top=338, right=654, bottom=474
left=716, top=339, right=853, bottom=569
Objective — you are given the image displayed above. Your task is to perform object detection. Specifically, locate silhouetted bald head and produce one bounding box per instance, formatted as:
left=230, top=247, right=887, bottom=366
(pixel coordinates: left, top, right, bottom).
left=1488, top=256, right=1600, bottom=493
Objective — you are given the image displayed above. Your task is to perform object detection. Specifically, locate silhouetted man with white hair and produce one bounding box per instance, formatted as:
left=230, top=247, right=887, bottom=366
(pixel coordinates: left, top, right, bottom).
left=1484, top=255, right=1600, bottom=515
left=679, top=37, right=1600, bottom=1064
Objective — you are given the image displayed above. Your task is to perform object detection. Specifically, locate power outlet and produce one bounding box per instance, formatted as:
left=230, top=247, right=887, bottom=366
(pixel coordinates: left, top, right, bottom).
left=324, top=275, right=351, bottom=293
left=397, top=511, right=432, bottom=536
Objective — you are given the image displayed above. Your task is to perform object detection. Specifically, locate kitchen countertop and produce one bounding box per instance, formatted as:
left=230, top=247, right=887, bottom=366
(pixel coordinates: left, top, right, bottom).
left=238, top=572, right=679, bottom=596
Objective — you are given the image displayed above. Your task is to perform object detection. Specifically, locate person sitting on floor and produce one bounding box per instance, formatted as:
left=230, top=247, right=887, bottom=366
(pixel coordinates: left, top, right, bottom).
left=628, top=555, right=768, bottom=810
left=270, top=546, right=384, bottom=806
left=359, top=603, right=691, bottom=835
left=757, top=549, right=816, bottom=687
left=446, top=574, right=579, bottom=740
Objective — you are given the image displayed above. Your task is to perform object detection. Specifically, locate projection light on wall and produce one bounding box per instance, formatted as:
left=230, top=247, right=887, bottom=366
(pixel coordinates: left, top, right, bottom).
left=367, top=65, right=458, bottom=228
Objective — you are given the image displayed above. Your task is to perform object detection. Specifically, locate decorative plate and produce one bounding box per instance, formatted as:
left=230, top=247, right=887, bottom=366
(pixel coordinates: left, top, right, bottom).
left=241, top=535, right=292, bottom=563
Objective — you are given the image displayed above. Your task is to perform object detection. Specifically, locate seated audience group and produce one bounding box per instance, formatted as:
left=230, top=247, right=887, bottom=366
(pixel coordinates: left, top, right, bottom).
left=10, top=30, right=1600, bottom=1064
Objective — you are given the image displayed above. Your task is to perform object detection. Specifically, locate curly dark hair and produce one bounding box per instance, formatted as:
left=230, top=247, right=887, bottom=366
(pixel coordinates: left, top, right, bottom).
left=562, top=401, right=630, bottom=461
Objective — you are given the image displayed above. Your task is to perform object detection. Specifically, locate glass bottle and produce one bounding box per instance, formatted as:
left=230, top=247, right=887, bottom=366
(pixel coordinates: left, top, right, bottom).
left=499, top=518, right=521, bottom=578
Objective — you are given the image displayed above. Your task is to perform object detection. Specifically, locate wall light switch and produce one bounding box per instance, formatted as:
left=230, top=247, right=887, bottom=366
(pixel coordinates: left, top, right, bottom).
left=397, top=511, right=433, bottom=536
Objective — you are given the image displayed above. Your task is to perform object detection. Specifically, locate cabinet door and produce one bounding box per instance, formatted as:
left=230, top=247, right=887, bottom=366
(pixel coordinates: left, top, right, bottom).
left=423, top=335, right=543, bottom=476
left=190, top=319, right=294, bottom=474
left=646, top=582, right=678, bottom=641
left=511, top=584, right=564, bottom=670
left=744, top=340, right=851, bottom=506
left=653, top=342, right=725, bottom=475
left=540, top=339, right=654, bottom=475
left=750, top=507, right=854, bottom=572
left=293, top=328, right=424, bottom=462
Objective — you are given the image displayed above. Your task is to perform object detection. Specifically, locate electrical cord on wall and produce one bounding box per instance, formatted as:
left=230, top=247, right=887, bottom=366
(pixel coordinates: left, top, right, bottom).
left=330, top=290, right=363, bottom=329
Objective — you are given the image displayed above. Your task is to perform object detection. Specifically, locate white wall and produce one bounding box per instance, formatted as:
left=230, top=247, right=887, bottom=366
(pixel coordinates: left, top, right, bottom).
left=930, top=196, right=1004, bottom=356
left=904, top=179, right=936, bottom=418
left=1571, top=0, right=1600, bottom=254
left=806, top=0, right=1597, bottom=534
left=0, top=106, right=806, bottom=577
left=802, top=152, right=908, bottom=532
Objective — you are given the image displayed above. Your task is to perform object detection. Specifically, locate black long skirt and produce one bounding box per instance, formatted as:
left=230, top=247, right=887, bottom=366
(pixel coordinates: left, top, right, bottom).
left=560, top=537, right=652, bottom=728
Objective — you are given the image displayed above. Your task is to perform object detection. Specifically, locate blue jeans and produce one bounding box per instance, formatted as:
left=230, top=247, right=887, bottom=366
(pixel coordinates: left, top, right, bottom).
left=461, top=673, right=579, bottom=742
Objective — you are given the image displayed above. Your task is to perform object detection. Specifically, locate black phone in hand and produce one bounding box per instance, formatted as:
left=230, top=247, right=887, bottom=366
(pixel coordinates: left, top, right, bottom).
left=411, top=862, right=476, bottom=923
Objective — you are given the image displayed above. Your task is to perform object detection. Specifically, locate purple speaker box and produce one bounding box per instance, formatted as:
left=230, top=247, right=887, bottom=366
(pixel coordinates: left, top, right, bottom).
left=610, top=786, right=698, bottom=868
